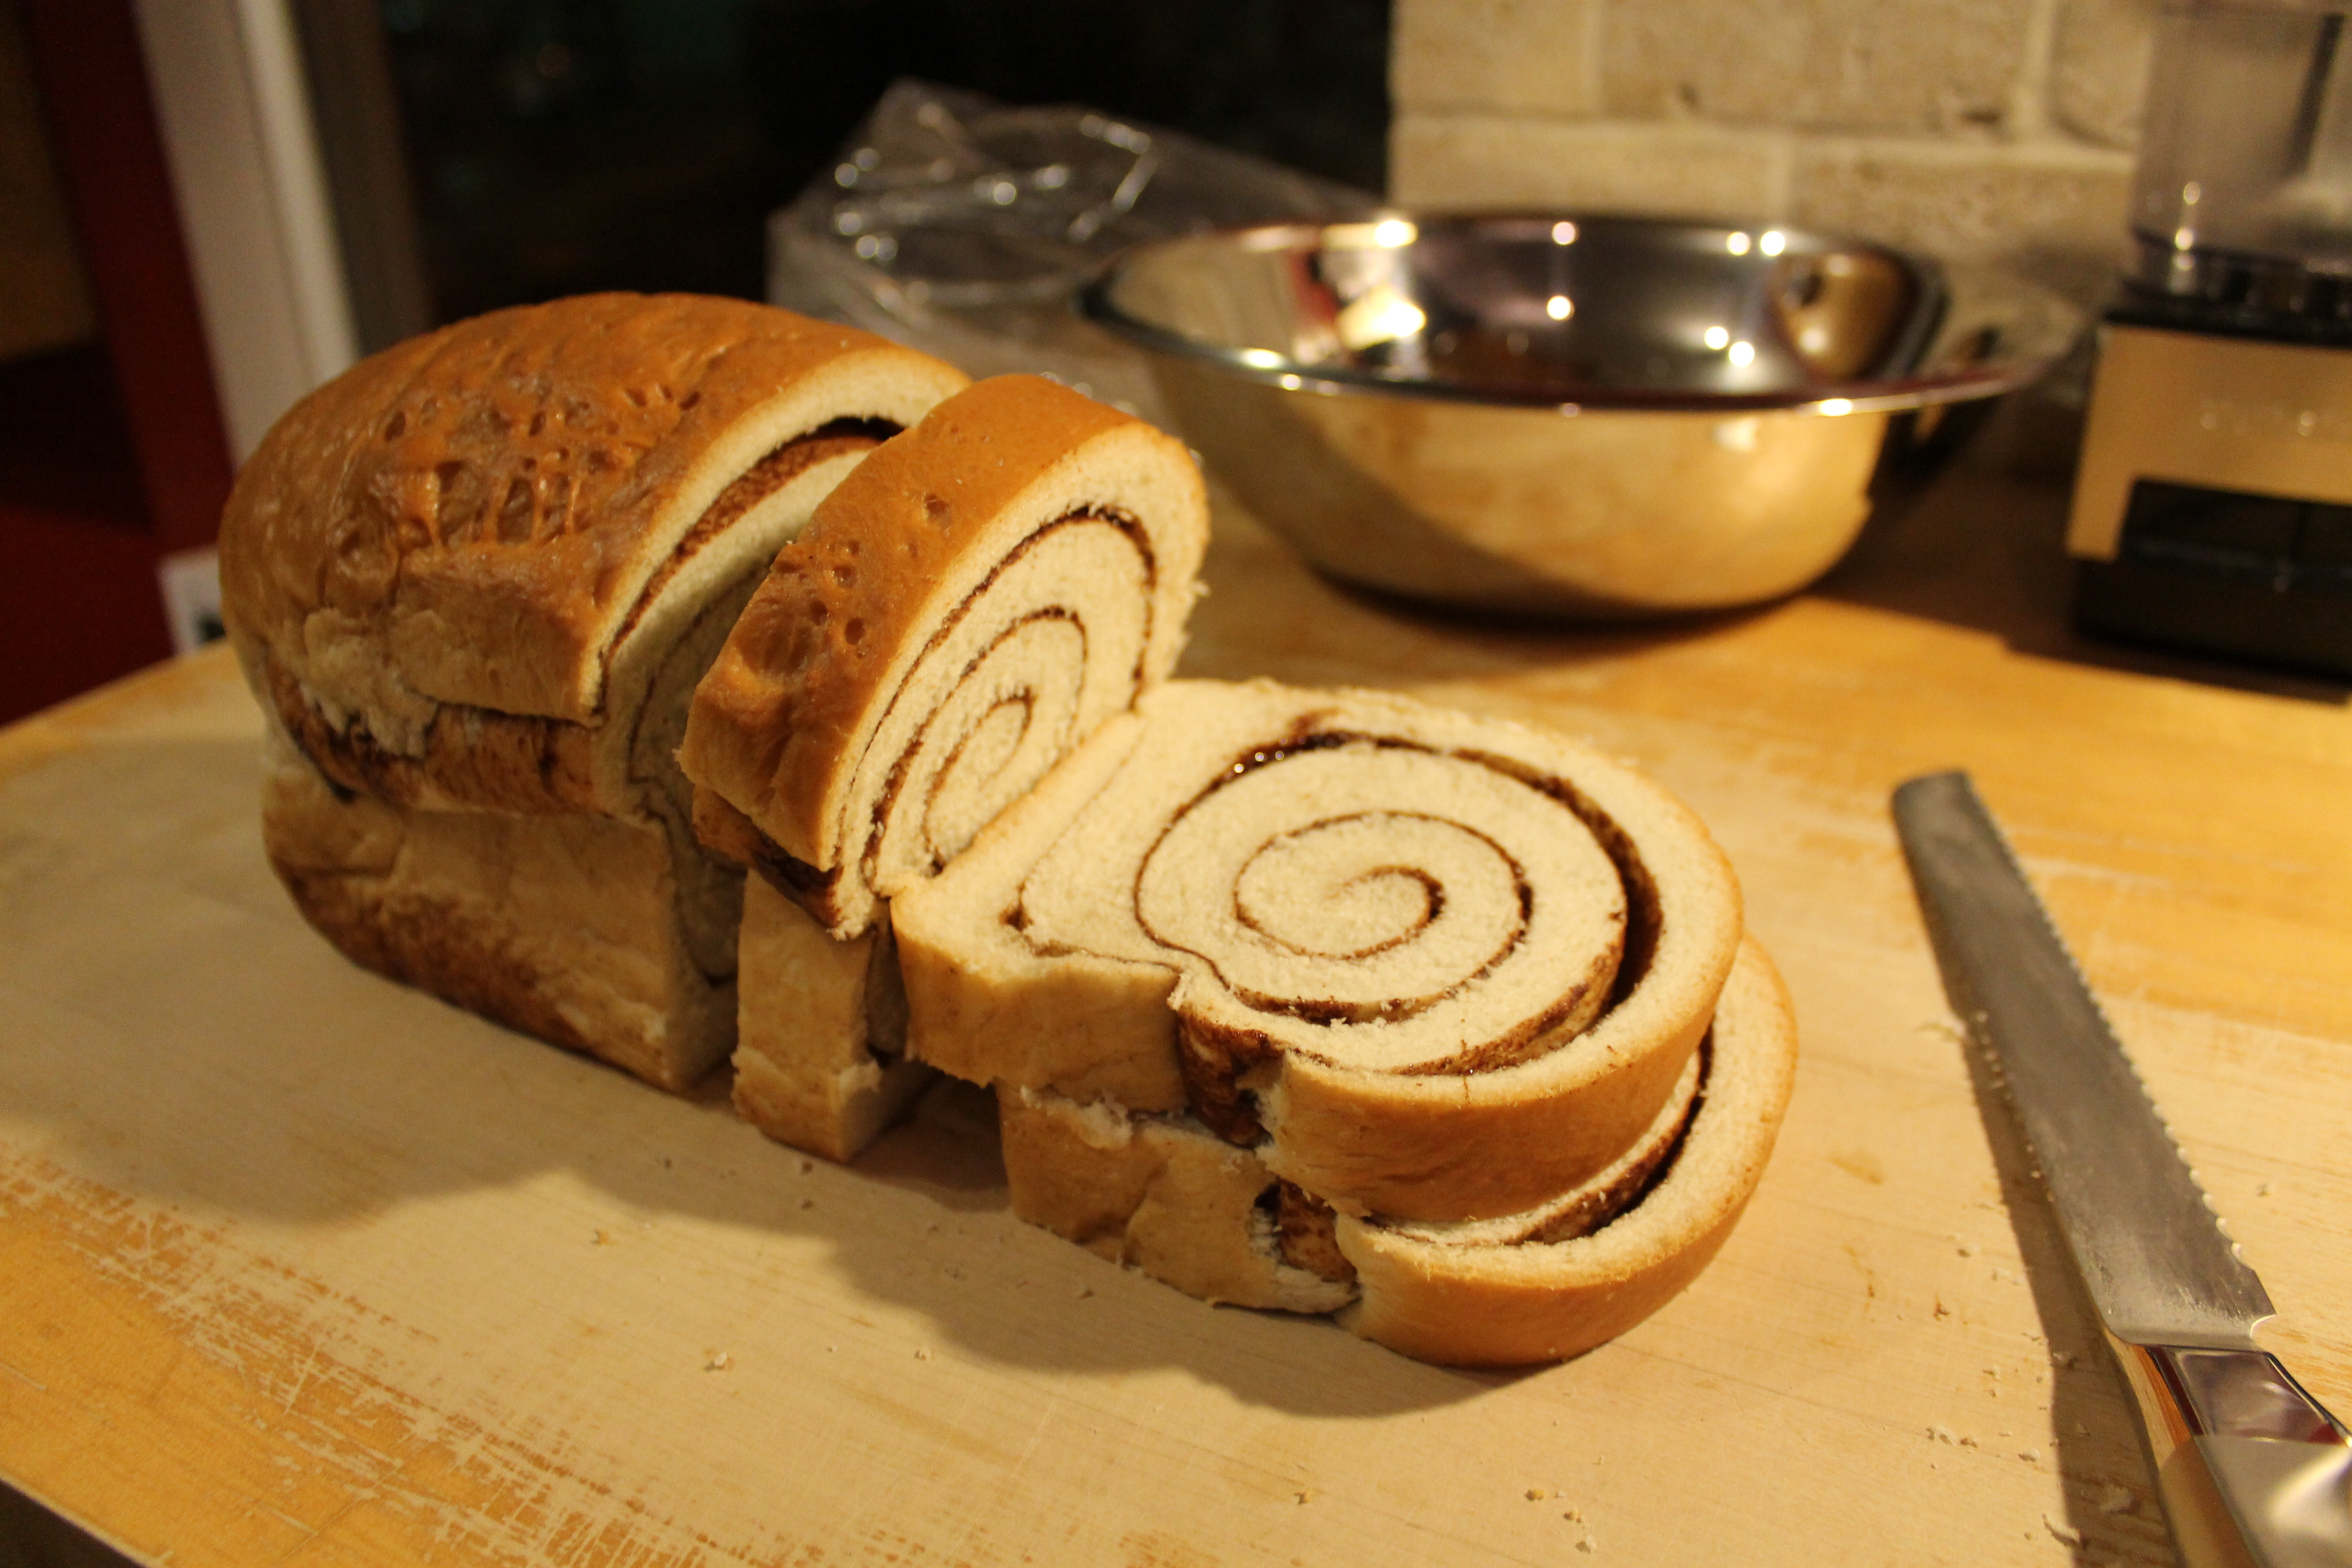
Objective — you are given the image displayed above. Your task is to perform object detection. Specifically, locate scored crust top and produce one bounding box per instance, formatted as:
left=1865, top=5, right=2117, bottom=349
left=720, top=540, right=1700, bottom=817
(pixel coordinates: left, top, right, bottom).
left=220, top=293, right=962, bottom=747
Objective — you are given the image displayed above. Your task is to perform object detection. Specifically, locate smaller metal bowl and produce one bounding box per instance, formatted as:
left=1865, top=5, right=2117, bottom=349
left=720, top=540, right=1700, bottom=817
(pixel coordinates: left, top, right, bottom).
left=1080, top=214, right=2082, bottom=617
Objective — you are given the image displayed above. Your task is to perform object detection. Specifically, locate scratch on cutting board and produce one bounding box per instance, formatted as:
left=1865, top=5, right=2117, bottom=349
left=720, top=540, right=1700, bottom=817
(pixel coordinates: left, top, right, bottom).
left=280, top=1343, right=322, bottom=1415
left=259, top=1494, right=364, bottom=1568
left=936, top=1402, right=1060, bottom=1568
left=0, top=1153, right=877, bottom=1568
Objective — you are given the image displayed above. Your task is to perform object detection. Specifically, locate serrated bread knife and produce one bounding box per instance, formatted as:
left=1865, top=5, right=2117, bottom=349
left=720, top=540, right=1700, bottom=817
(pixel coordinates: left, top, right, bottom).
left=1893, top=771, right=2350, bottom=1568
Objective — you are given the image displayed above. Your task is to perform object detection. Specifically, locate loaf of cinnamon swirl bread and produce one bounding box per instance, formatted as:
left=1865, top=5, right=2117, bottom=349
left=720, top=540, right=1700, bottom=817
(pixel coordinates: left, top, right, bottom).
left=891, top=678, right=1746, bottom=1222
left=224, top=293, right=967, bottom=1088
left=678, top=374, right=1210, bottom=1155
left=992, top=941, right=1796, bottom=1366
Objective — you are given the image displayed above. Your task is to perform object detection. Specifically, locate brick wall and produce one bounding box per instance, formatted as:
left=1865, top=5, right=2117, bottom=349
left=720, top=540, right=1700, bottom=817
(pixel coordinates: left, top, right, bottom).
left=1390, top=0, right=2157, bottom=307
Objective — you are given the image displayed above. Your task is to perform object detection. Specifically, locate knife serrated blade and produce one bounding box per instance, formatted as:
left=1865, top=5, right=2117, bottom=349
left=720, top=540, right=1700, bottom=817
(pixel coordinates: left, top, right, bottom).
left=1893, top=771, right=2348, bottom=1568
left=1892, top=769, right=2267, bottom=1347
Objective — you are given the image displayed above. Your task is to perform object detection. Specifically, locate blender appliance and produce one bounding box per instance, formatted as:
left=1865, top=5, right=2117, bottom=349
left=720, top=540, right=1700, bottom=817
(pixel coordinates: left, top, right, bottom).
left=2069, top=0, right=2352, bottom=676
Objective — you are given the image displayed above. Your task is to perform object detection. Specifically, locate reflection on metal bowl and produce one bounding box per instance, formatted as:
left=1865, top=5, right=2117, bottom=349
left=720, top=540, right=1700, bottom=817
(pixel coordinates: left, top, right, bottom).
left=1080, top=214, right=2083, bottom=617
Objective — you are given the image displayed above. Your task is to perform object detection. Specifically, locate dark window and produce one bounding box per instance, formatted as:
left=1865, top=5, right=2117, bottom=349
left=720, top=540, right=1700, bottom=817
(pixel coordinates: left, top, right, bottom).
left=360, top=0, right=1392, bottom=328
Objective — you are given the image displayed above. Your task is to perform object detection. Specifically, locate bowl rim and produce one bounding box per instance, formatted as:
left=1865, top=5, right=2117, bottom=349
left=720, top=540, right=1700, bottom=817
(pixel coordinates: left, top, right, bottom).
left=1076, top=210, right=2083, bottom=416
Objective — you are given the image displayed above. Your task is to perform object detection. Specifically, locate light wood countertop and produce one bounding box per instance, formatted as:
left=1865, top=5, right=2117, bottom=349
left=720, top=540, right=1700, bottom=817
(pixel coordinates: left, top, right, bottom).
left=2, top=468, right=2345, bottom=1567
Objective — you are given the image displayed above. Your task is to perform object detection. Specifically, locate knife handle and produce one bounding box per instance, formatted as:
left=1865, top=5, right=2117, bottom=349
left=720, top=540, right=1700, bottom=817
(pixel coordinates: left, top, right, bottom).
left=2108, top=1336, right=2352, bottom=1567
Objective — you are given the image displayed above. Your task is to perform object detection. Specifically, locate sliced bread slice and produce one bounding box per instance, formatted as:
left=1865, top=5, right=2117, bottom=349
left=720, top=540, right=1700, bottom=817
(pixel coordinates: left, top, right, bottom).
left=892, top=677, right=1745, bottom=1221
left=992, top=940, right=1795, bottom=1366
left=679, top=375, right=1210, bottom=1154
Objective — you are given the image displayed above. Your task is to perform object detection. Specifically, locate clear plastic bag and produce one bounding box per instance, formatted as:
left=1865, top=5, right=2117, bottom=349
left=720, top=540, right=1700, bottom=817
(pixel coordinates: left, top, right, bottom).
left=767, top=79, right=1376, bottom=423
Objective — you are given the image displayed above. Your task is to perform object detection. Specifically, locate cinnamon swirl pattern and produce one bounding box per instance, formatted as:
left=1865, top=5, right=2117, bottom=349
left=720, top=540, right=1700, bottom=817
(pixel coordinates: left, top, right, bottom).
left=894, top=678, right=1747, bottom=1223
left=1336, top=941, right=1798, bottom=1365
left=682, top=375, right=1207, bottom=940
left=821, top=504, right=1164, bottom=934
left=679, top=374, right=1208, bottom=1157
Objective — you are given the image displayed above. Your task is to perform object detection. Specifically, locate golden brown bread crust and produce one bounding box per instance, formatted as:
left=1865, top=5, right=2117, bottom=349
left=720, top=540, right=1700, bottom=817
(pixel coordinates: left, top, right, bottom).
left=1335, top=939, right=1800, bottom=1365
left=221, top=293, right=965, bottom=813
left=679, top=374, right=1150, bottom=870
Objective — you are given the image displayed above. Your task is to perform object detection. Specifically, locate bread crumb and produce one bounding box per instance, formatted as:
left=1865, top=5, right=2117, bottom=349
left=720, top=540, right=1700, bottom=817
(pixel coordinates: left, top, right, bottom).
left=2097, top=1485, right=2135, bottom=1515
left=1958, top=1435, right=1978, bottom=1449
left=1526, top=1487, right=1550, bottom=1501
left=2018, top=1449, right=2042, bottom=1464
left=1575, top=1539, right=1595, bottom=1554
left=1294, top=1491, right=1310, bottom=1506
left=704, top=1351, right=732, bottom=1371
left=1929, top=1425, right=1957, bottom=1444
left=591, top=1229, right=609, bottom=1245
left=1564, top=1508, right=1583, bottom=1523
left=1076, top=1286, right=1093, bottom=1299
left=2044, top=1514, right=2082, bottom=1547
left=799, top=1158, right=814, bottom=1174
left=2256, top=1179, right=2274, bottom=1196
left=799, top=1198, right=815, bottom=1210
left=1956, top=1243, right=1976, bottom=1257
left=1933, top=1299, right=1951, bottom=1319
left=913, top=1347, right=932, bottom=1360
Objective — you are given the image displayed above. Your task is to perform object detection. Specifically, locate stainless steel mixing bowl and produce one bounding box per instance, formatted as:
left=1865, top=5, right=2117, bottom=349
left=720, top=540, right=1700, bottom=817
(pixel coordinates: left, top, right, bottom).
left=1079, top=214, right=2083, bottom=616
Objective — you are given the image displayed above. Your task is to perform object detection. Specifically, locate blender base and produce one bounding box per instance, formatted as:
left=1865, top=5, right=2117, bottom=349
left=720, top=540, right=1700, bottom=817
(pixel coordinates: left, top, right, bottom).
left=2066, top=322, right=2352, bottom=680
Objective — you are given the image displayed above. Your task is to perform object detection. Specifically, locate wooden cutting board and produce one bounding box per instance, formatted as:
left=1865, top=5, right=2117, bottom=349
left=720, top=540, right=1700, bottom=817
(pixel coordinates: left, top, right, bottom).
left=2, top=471, right=2346, bottom=1568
